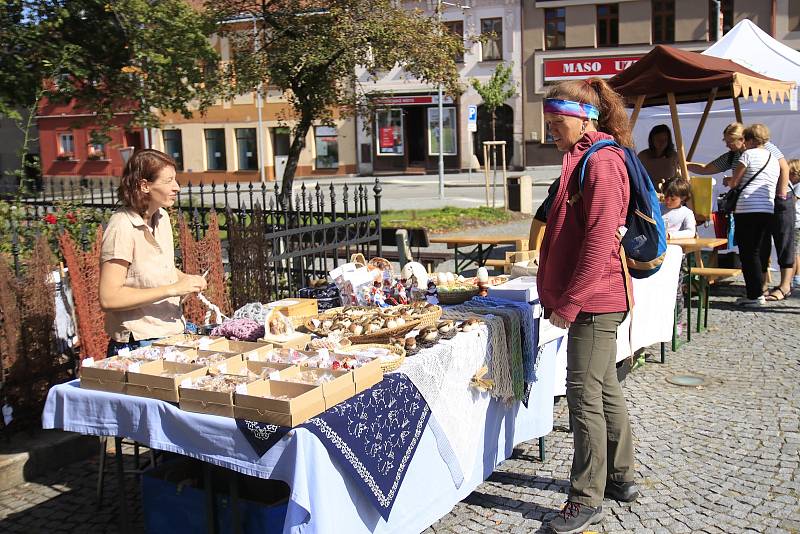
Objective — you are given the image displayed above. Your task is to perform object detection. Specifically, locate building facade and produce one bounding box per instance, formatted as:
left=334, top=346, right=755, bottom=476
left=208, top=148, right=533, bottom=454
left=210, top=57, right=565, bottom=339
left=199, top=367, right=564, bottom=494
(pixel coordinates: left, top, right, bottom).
left=522, top=0, right=800, bottom=165
left=154, top=34, right=358, bottom=185
left=37, top=98, right=142, bottom=182
left=355, top=0, right=524, bottom=174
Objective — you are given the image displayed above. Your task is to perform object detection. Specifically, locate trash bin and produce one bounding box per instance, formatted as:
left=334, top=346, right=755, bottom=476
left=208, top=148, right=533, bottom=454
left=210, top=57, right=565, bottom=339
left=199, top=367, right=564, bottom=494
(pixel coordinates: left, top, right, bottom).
left=505, top=175, right=533, bottom=214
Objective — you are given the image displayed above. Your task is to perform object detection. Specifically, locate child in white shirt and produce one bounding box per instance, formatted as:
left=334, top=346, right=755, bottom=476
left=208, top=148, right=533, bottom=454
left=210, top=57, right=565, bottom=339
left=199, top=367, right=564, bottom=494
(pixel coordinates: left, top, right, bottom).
left=660, top=178, right=696, bottom=239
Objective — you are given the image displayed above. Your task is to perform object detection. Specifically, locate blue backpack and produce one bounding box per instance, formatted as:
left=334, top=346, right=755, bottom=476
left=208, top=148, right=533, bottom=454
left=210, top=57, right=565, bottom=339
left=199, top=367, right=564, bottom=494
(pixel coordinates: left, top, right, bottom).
left=577, top=139, right=667, bottom=279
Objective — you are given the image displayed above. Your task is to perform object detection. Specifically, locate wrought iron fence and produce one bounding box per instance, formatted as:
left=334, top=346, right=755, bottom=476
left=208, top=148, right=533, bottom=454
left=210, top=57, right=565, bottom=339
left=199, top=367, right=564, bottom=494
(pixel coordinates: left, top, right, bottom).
left=8, top=176, right=383, bottom=303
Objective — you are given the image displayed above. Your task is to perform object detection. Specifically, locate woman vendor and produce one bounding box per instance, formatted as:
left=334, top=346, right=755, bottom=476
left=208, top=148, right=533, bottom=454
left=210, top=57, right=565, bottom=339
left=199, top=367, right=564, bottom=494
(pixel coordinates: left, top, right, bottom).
left=99, top=149, right=207, bottom=357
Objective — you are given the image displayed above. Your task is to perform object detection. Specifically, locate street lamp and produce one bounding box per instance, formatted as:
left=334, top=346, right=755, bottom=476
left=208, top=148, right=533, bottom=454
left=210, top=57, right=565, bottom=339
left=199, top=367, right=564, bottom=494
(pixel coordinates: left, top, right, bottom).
left=436, top=0, right=470, bottom=200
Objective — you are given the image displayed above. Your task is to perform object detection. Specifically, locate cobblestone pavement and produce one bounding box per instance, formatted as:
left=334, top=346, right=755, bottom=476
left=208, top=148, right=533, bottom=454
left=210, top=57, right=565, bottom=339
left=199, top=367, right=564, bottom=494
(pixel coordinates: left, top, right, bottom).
left=0, top=281, right=798, bottom=533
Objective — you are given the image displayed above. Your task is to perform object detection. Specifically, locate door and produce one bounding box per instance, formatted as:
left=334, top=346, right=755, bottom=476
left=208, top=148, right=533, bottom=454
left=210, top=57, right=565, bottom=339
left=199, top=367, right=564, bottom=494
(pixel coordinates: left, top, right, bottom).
left=272, top=127, right=291, bottom=181
left=406, top=107, right=426, bottom=167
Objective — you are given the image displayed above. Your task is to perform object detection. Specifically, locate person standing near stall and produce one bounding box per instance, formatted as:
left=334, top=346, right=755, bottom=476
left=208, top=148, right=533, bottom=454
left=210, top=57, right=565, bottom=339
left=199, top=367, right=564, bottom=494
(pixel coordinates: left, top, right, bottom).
left=688, top=122, right=792, bottom=298
left=99, top=149, right=207, bottom=356
left=536, top=77, right=638, bottom=534
left=637, top=124, right=680, bottom=192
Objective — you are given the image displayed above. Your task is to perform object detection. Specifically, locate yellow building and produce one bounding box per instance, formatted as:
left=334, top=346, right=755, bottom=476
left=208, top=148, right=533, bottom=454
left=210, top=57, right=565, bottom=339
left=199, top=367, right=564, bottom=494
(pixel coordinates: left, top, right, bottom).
left=154, top=35, right=358, bottom=184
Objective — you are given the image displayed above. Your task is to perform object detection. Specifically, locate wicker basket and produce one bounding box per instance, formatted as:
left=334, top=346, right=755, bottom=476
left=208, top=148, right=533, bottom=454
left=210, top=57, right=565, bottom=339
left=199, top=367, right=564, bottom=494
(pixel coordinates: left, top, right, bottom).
left=338, top=343, right=406, bottom=373
left=411, top=305, right=442, bottom=328
left=346, top=319, right=420, bottom=344
left=437, top=287, right=480, bottom=305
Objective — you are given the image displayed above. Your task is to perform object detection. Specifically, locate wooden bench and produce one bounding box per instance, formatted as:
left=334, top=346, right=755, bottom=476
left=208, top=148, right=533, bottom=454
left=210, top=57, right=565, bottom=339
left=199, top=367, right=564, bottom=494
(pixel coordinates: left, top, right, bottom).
left=689, top=267, right=742, bottom=332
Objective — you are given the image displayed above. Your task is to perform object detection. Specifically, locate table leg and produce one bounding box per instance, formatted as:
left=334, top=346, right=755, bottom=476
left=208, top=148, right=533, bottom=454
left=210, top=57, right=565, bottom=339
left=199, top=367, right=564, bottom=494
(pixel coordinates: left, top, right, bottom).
left=687, top=272, right=692, bottom=343
left=229, top=471, right=241, bottom=534
left=538, top=436, right=546, bottom=462
left=704, top=283, right=710, bottom=330
left=454, top=246, right=460, bottom=275
left=660, top=342, right=666, bottom=364
left=114, top=437, right=130, bottom=534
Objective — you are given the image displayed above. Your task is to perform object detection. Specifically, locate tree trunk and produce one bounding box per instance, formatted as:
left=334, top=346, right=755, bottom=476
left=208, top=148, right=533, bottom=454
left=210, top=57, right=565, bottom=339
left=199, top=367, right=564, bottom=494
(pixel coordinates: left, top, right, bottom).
left=491, top=109, right=496, bottom=142
left=280, top=115, right=312, bottom=207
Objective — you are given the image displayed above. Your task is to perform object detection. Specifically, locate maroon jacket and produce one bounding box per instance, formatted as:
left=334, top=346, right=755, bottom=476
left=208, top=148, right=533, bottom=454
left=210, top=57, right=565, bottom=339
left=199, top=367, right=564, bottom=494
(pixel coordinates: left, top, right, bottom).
left=537, top=131, right=631, bottom=323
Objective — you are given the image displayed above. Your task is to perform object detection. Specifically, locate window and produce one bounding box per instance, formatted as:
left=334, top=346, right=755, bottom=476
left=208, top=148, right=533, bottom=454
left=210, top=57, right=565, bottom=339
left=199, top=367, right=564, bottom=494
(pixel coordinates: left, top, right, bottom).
left=444, top=21, right=464, bottom=63
left=428, top=107, right=457, bottom=156
left=481, top=18, right=503, bottom=61
left=163, top=130, right=184, bottom=170
left=375, top=109, right=404, bottom=156
left=596, top=4, right=619, bottom=47
left=652, top=0, right=675, bottom=44
left=314, top=126, right=339, bottom=169
left=235, top=128, right=258, bottom=170
left=87, top=142, right=105, bottom=160
left=57, top=132, right=74, bottom=159
left=545, top=8, right=566, bottom=50
left=708, top=0, right=735, bottom=38
left=204, top=128, right=227, bottom=171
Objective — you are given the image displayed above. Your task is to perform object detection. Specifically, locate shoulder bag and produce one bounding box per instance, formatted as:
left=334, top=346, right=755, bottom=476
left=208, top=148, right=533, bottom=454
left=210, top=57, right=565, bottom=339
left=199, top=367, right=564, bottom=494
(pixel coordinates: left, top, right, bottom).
left=717, top=153, right=771, bottom=216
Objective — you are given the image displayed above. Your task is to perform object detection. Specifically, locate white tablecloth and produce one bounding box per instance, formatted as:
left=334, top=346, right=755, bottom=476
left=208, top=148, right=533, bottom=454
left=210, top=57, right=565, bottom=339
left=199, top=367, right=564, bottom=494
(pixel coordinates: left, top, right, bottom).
left=42, top=338, right=560, bottom=534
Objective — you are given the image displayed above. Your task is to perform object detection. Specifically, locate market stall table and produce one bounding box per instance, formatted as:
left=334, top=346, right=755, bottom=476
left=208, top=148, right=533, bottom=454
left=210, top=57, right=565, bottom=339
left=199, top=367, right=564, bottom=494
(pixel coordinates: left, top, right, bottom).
left=428, top=235, right=528, bottom=274
left=43, top=326, right=560, bottom=534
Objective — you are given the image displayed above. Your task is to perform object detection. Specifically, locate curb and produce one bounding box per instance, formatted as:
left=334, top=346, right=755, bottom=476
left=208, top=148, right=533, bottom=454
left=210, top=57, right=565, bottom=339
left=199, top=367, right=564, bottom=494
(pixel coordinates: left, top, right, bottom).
left=0, top=429, right=99, bottom=492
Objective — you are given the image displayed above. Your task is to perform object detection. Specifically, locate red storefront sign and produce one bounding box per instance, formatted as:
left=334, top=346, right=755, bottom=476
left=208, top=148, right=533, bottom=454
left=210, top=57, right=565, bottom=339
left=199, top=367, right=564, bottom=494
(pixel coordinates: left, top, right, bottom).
left=373, top=95, right=453, bottom=106
left=543, top=56, right=641, bottom=81
left=379, top=127, right=395, bottom=148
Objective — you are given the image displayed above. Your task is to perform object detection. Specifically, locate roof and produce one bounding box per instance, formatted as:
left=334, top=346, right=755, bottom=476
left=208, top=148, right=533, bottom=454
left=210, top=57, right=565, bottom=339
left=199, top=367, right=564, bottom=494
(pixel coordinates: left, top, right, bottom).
left=608, top=45, right=795, bottom=107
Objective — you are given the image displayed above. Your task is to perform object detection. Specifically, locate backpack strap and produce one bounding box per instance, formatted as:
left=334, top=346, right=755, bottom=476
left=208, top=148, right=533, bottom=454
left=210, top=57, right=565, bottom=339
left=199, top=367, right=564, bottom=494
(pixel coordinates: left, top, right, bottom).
left=568, top=139, right=619, bottom=206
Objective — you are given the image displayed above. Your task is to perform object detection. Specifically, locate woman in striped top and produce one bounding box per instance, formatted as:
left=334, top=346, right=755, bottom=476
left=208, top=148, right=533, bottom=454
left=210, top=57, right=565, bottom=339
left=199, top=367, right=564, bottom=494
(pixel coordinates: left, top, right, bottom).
left=729, top=124, right=781, bottom=307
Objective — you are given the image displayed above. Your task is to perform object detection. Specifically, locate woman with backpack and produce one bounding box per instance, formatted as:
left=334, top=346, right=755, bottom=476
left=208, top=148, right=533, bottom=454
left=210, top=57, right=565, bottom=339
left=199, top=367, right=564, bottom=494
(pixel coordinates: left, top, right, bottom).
left=537, top=77, right=638, bottom=534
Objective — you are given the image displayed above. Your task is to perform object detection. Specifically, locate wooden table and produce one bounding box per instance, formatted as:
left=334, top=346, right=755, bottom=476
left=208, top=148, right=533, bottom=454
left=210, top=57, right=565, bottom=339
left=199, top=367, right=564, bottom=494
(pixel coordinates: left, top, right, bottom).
left=667, top=237, right=728, bottom=267
left=428, top=234, right=528, bottom=274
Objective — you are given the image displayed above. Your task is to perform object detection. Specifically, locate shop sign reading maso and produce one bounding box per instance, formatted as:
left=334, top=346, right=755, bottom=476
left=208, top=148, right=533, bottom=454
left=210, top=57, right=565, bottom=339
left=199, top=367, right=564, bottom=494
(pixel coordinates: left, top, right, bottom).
left=543, top=56, right=641, bottom=82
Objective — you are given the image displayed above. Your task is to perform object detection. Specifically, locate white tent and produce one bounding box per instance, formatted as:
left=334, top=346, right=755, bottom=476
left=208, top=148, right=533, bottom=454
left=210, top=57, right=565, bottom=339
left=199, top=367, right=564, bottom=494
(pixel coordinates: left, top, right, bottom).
left=633, top=19, right=800, bottom=164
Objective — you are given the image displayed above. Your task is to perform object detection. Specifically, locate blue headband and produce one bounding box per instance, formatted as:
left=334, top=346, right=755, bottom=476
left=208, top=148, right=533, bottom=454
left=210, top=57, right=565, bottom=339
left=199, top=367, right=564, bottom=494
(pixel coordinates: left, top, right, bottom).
left=543, top=98, right=600, bottom=121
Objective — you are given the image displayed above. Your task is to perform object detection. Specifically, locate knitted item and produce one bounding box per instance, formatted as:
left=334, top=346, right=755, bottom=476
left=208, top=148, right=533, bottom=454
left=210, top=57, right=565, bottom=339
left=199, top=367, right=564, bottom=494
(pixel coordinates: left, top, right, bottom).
left=441, top=308, right=514, bottom=401
left=472, top=297, right=539, bottom=382
left=210, top=318, right=264, bottom=341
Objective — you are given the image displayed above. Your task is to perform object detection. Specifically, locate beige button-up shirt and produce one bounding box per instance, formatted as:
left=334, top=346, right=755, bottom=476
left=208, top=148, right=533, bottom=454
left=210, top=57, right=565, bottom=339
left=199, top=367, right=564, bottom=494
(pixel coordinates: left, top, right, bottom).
left=101, top=208, right=183, bottom=342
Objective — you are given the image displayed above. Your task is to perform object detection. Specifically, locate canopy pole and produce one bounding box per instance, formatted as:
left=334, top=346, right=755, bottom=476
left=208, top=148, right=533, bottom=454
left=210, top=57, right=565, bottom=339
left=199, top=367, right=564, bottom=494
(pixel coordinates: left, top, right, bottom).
left=667, top=92, right=690, bottom=181
left=629, top=95, right=646, bottom=130
left=732, top=84, right=743, bottom=123
left=687, top=87, right=718, bottom=161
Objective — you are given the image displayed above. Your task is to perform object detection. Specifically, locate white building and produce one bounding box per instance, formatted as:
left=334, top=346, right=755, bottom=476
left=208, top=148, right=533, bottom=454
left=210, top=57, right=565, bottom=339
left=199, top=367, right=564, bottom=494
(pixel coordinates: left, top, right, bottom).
left=355, top=0, right=523, bottom=175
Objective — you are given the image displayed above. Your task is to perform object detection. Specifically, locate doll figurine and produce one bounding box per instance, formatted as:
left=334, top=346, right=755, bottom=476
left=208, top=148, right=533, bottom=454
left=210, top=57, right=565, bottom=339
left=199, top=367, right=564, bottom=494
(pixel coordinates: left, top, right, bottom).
left=425, top=280, right=439, bottom=305
left=395, top=280, right=408, bottom=304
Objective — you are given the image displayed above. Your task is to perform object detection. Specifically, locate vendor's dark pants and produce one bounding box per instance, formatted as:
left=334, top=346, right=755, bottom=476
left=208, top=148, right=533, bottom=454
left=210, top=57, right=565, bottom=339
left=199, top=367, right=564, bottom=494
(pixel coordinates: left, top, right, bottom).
left=760, top=196, right=796, bottom=271
left=735, top=212, right=773, bottom=299
left=566, top=311, right=634, bottom=507
left=106, top=335, right=157, bottom=358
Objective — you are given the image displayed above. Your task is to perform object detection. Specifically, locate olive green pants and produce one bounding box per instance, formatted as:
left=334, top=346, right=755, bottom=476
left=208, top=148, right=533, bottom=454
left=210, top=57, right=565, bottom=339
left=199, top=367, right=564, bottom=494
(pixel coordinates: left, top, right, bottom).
left=566, top=311, right=635, bottom=507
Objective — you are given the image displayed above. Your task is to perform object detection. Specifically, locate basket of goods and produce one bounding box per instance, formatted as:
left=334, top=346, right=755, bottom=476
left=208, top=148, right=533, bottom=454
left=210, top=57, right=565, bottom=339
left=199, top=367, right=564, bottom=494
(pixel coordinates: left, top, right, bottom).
left=336, top=343, right=406, bottom=373
left=389, top=301, right=442, bottom=328
left=305, top=306, right=420, bottom=344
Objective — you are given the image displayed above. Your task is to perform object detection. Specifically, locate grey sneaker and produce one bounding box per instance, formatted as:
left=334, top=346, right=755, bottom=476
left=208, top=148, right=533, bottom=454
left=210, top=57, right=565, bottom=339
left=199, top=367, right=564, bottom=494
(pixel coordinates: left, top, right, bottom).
left=604, top=480, right=640, bottom=502
left=547, top=501, right=604, bottom=534
left=737, top=296, right=766, bottom=308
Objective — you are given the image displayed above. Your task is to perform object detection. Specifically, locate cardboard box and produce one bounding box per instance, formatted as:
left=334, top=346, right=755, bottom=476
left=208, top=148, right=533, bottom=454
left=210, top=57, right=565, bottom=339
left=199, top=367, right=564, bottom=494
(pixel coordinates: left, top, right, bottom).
left=267, top=298, right=318, bottom=318
left=127, top=361, right=208, bottom=402
left=191, top=351, right=242, bottom=373
left=179, top=373, right=257, bottom=418
left=153, top=334, right=220, bottom=349
left=80, top=356, right=141, bottom=394
left=278, top=367, right=355, bottom=409
left=206, top=339, right=273, bottom=361
left=488, top=276, right=539, bottom=303
left=259, top=332, right=311, bottom=350
left=347, top=357, right=384, bottom=393
left=234, top=380, right=325, bottom=427
left=225, top=359, right=297, bottom=380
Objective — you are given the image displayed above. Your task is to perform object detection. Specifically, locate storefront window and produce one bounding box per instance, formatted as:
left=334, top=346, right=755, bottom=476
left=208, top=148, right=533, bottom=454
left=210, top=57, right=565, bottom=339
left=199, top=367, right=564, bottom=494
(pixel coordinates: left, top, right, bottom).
left=235, top=128, right=258, bottom=170
left=428, top=107, right=457, bottom=156
left=314, top=126, right=339, bottom=169
left=376, top=109, right=404, bottom=156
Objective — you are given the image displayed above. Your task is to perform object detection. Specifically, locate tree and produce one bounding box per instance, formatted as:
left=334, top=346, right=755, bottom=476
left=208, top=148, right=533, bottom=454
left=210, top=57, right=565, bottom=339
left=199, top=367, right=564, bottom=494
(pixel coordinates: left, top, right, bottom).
left=0, top=0, right=221, bottom=192
left=207, top=0, right=464, bottom=204
left=470, top=62, right=517, bottom=142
